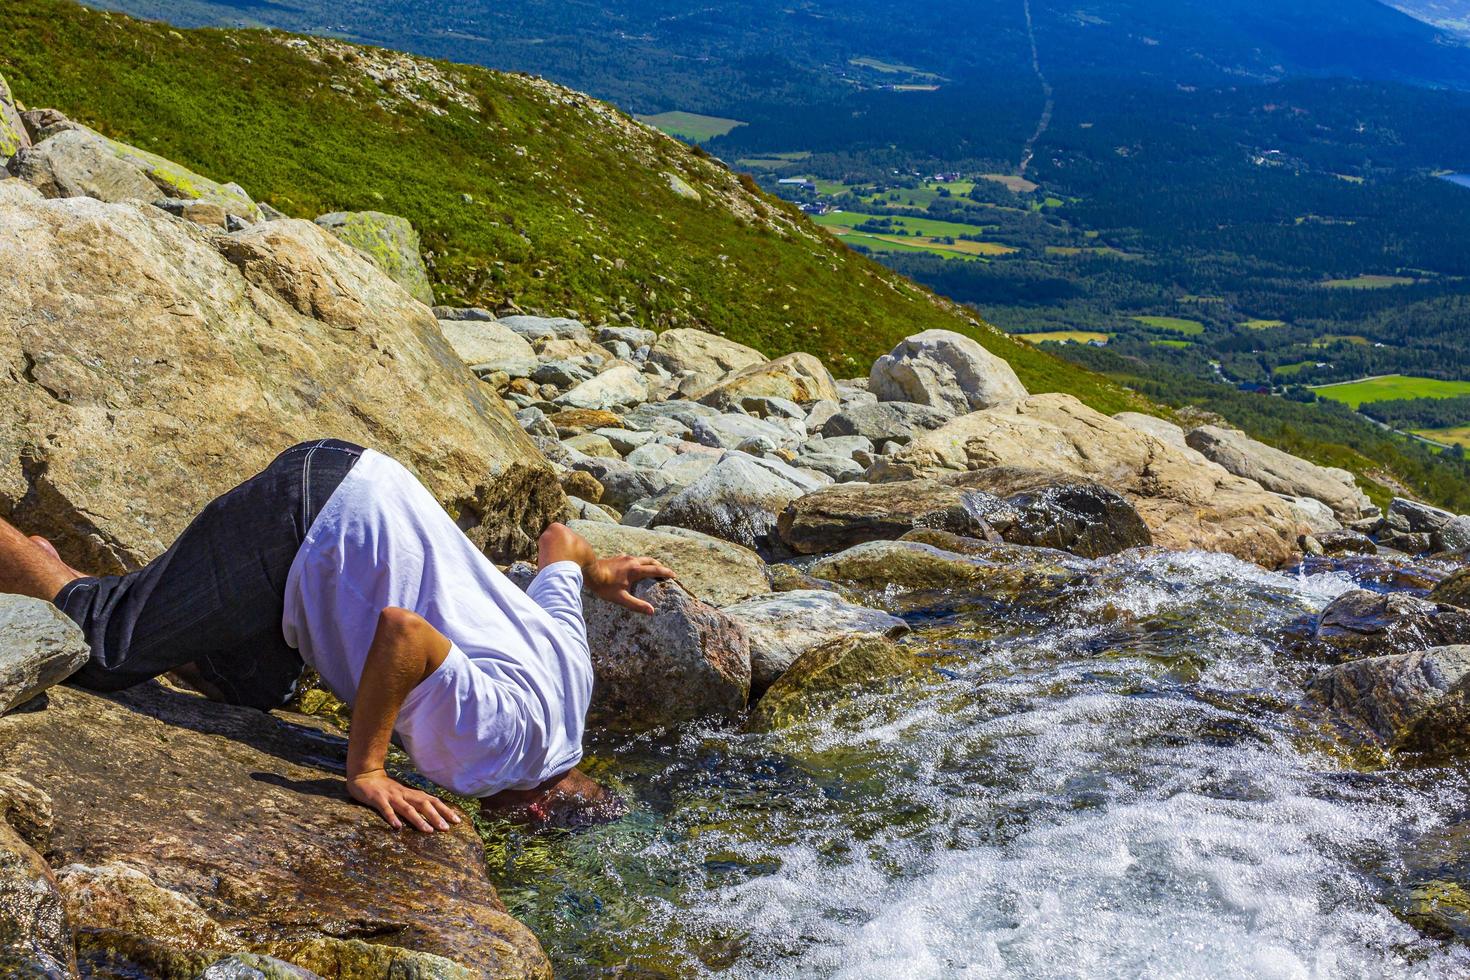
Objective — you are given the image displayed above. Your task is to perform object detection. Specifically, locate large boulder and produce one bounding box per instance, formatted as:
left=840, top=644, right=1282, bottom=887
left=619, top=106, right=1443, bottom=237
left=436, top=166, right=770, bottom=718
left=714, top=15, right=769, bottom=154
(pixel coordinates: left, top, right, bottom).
left=0, top=809, right=73, bottom=975
left=0, top=72, right=29, bottom=165
left=1386, top=498, right=1470, bottom=553
left=819, top=401, right=951, bottom=446
left=777, top=480, right=995, bottom=555
left=554, top=363, right=648, bottom=411
left=0, top=597, right=89, bottom=715
left=869, top=393, right=1303, bottom=566
left=564, top=520, right=770, bottom=607
left=747, top=636, right=925, bottom=734
left=498, top=315, right=590, bottom=343
left=313, top=211, right=434, bottom=306
left=437, top=318, right=537, bottom=378
left=0, top=191, right=562, bottom=570
left=647, top=328, right=766, bottom=389
left=7, top=129, right=158, bottom=203
left=14, top=124, right=259, bottom=220
left=809, top=538, right=1081, bottom=596
left=868, top=329, right=1027, bottom=416
left=694, top=352, right=839, bottom=409
left=723, top=590, right=910, bottom=694
left=1112, top=412, right=1191, bottom=451
left=0, top=682, right=550, bottom=977
left=940, top=468, right=1153, bottom=559
left=1184, top=425, right=1375, bottom=522
left=653, top=455, right=807, bottom=553
left=1310, top=590, right=1470, bottom=663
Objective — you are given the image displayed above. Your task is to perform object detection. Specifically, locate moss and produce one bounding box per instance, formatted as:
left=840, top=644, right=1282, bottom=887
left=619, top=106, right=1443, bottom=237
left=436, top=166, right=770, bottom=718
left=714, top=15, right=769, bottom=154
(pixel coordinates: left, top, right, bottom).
left=747, top=635, right=923, bottom=732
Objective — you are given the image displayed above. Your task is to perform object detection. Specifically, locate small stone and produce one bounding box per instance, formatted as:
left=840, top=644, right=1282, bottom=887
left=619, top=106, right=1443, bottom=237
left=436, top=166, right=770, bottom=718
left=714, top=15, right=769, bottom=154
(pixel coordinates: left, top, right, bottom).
left=0, top=596, right=90, bottom=714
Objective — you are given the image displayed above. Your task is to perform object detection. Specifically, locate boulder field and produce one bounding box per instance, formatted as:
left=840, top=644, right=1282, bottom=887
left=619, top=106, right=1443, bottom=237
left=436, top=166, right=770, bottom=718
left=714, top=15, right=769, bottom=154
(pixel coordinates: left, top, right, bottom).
left=7, top=70, right=1470, bottom=974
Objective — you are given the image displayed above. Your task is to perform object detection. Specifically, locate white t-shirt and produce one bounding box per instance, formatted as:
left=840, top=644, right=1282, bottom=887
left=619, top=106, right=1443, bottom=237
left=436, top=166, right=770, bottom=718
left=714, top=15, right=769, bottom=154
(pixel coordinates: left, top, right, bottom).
left=280, top=449, right=592, bottom=798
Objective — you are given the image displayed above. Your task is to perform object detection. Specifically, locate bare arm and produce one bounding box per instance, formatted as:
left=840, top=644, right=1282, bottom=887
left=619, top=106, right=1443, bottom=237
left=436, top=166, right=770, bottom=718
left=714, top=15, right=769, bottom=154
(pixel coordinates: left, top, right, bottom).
left=344, top=607, right=462, bottom=832
left=537, top=522, right=675, bottom=615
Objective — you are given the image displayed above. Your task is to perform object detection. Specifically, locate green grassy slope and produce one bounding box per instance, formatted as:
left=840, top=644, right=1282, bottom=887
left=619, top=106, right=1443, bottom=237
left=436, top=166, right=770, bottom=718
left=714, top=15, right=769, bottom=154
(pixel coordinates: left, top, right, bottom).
left=0, top=0, right=1143, bottom=415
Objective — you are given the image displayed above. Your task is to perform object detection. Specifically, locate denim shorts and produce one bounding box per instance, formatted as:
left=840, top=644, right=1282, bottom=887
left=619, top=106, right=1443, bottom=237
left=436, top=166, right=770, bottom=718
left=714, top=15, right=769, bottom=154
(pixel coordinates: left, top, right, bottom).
left=53, top=439, right=363, bottom=710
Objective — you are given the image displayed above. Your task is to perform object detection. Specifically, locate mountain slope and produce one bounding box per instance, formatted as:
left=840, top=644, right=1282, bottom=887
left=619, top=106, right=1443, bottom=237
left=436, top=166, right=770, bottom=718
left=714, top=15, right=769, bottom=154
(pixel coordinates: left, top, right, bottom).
left=0, top=0, right=1140, bottom=413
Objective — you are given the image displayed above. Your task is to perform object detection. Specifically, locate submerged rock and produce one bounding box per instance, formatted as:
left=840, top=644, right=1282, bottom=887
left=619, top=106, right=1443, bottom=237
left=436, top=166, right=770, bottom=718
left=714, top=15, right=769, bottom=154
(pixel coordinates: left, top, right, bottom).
left=0, top=597, right=90, bottom=714
left=810, top=538, right=1081, bottom=597
left=869, top=329, right=1027, bottom=416
left=0, top=683, right=550, bottom=977
left=0, top=196, right=562, bottom=569
left=747, top=636, right=924, bottom=733
left=723, top=590, right=910, bottom=694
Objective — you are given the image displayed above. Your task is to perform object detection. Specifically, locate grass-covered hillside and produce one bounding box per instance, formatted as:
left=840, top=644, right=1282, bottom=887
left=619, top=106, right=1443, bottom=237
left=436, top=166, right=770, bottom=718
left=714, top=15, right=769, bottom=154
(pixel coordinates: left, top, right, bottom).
left=0, top=0, right=1142, bottom=414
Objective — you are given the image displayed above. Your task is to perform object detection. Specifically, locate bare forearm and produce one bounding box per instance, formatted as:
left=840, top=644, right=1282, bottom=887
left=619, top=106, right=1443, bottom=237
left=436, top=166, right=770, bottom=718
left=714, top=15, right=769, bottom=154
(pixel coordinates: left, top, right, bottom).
left=346, top=608, right=451, bottom=779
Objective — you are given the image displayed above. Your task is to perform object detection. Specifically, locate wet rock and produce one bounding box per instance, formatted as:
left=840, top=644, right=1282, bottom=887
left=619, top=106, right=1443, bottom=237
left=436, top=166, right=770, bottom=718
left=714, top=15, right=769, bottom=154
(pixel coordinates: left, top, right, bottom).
left=647, top=328, right=766, bottom=390
left=437, top=318, right=537, bottom=378
left=653, top=455, right=807, bottom=553
left=723, top=590, right=910, bottom=694
left=0, top=596, right=90, bottom=714
left=810, top=538, right=1080, bottom=596
left=1112, top=412, right=1190, bottom=451
left=0, top=819, right=73, bottom=975
left=565, top=520, right=770, bottom=607
left=59, top=862, right=237, bottom=951
left=820, top=401, right=950, bottom=445
left=1386, top=498, right=1470, bottom=552
left=941, top=468, right=1152, bottom=558
left=870, top=393, right=1303, bottom=566
left=497, top=315, right=590, bottom=343
left=581, top=580, right=750, bottom=729
left=777, top=480, right=994, bottom=555
left=1185, top=425, right=1374, bottom=522
left=1310, top=590, right=1470, bottom=662
left=555, top=363, right=647, bottom=411
left=869, top=329, right=1027, bottom=417
left=1431, top=568, right=1470, bottom=609
left=1319, top=529, right=1377, bottom=556
left=747, top=636, right=924, bottom=733
left=9, top=129, right=158, bottom=202
left=0, top=683, right=550, bottom=977
left=1, top=197, right=562, bottom=569
left=1309, top=645, right=1470, bottom=747
left=694, top=352, right=839, bottom=409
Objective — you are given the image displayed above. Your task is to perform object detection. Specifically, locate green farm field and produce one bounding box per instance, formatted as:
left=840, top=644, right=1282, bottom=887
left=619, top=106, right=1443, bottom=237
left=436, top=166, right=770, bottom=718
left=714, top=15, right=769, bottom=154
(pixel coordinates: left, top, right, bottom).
left=814, top=210, right=1001, bottom=239
left=1311, top=374, right=1470, bottom=408
left=1133, top=316, right=1206, bottom=335
left=1242, top=318, right=1287, bottom=330
left=636, top=110, right=745, bottom=142
left=1322, top=274, right=1417, bottom=289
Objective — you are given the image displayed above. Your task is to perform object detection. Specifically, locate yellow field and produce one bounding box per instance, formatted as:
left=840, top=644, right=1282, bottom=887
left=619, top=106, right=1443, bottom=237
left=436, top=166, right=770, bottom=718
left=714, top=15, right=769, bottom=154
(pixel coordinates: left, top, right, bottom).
left=1241, top=318, right=1287, bottom=330
left=1016, top=331, right=1110, bottom=344
left=1417, top=427, right=1470, bottom=448
left=1322, top=275, right=1416, bottom=289
left=979, top=173, right=1039, bottom=194
left=940, top=238, right=1019, bottom=256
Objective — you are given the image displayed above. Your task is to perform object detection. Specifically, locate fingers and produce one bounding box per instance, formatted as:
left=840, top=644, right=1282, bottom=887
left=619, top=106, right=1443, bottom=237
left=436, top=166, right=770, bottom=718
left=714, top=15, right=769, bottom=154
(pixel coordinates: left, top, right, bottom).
left=395, top=795, right=435, bottom=833
left=372, top=797, right=404, bottom=831
left=616, top=590, right=656, bottom=615
left=430, top=796, right=463, bottom=826
left=635, top=558, right=676, bottom=580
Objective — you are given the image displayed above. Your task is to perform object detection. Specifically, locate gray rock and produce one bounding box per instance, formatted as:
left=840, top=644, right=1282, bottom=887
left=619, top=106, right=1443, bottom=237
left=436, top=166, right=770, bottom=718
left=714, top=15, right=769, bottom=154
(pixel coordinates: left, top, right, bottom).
left=568, top=520, right=770, bottom=607
left=431, top=306, right=496, bottom=321
left=742, top=452, right=831, bottom=492
left=805, top=399, right=842, bottom=430
left=778, top=480, right=997, bottom=555
left=647, top=328, right=766, bottom=390
left=0, top=72, right=30, bottom=166
left=313, top=211, right=433, bottom=305
left=1185, top=425, right=1374, bottom=522
left=655, top=450, right=722, bottom=491
left=794, top=451, right=865, bottom=482
left=554, top=364, right=648, bottom=411
left=597, top=427, right=659, bottom=455
left=1311, top=590, right=1470, bottom=663
left=566, top=496, right=618, bottom=523
left=624, top=442, right=678, bottom=468
left=941, top=468, right=1153, bottom=559
left=691, top=412, right=800, bottom=451
left=738, top=395, right=806, bottom=421
left=653, top=454, right=808, bottom=552
left=597, top=325, right=656, bottom=348
left=1387, top=497, right=1455, bottom=534
left=624, top=400, right=719, bottom=432
left=1278, top=494, right=1342, bottom=536
left=197, top=953, right=322, bottom=979
left=569, top=456, right=672, bottom=511
left=821, top=401, right=950, bottom=445
left=532, top=359, right=594, bottom=388
left=0, top=596, right=89, bottom=714
left=438, top=319, right=537, bottom=378
left=723, top=589, right=910, bottom=694
left=804, top=434, right=874, bottom=459
left=498, top=315, right=590, bottom=342
left=514, top=406, right=558, bottom=440
left=19, top=108, right=74, bottom=144
left=1440, top=516, right=1470, bottom=553
left=8, top=129, right=158, bottom=202
left=1310, top=645, right=1470, bottom=744
left=1318, top=529, right=1377, bottom=555
left=1112, top=412, right=1191, bottom=451
left=869, top=329, right=1027, bottom=416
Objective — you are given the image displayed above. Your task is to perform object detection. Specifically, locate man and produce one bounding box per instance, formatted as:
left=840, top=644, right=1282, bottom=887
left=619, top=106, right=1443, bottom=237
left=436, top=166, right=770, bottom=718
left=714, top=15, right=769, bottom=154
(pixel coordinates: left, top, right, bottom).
left=0, top=439, right=673, bottom=832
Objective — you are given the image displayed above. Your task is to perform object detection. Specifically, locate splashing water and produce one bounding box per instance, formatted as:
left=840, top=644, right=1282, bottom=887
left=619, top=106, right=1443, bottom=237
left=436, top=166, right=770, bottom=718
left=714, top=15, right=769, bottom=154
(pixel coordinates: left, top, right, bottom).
left=480, top=548, right=1470, bottom=977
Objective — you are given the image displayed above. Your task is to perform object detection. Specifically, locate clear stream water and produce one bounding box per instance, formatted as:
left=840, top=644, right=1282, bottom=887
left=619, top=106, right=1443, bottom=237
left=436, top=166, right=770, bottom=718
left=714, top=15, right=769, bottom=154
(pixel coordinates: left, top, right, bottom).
left=476, top=548, right=1470, bottom=978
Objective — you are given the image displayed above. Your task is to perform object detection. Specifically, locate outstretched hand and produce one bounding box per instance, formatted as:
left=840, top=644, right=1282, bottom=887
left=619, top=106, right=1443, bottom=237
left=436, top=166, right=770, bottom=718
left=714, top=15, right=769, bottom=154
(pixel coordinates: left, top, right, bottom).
left=347, top=769, right=461, bottom=832
left=585, top=554, right=676, bottom=615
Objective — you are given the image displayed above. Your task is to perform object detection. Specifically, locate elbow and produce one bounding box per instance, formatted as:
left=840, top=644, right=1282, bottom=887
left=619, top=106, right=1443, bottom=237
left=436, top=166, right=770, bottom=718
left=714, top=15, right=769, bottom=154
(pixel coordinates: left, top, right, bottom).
left=377, top=606, right=430, bottom=638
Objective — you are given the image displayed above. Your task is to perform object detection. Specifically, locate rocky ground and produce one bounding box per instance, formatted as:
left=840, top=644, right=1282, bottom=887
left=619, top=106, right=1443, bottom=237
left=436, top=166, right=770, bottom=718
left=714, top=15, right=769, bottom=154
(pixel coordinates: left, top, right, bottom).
left=4, top=74, right=1470, bottom=976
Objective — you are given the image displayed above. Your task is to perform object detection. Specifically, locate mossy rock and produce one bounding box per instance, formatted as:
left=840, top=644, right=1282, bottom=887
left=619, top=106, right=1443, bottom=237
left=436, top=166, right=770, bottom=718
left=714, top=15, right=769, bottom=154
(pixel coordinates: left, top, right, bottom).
left=314, top=210, right=434, bottom=305
left=1430, top=567, right=1470, bottom=610
left=747, top=635, right=924, bottom=733
left=1405, top=879, right=1470, bottom=940
left=809, top=538, right=1082, bottom=599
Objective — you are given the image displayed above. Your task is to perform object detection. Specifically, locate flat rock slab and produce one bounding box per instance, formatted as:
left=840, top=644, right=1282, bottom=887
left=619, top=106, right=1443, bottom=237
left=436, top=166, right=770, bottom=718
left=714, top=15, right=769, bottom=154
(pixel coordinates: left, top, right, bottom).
left=1311, top=589, right=1470, bottom=663
left=0, top=684, right=550, bottom=978
left=1310, top=645, right=1470, bottom=744
left=0, top=596, right=90, bottom=715
left=777, top=480, right=995, bottom=556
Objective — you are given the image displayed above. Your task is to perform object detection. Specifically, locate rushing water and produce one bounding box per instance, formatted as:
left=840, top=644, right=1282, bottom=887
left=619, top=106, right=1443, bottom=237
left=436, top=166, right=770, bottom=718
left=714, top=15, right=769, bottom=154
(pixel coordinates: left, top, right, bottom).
left=477, top=547, right=1470, bottom=977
